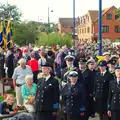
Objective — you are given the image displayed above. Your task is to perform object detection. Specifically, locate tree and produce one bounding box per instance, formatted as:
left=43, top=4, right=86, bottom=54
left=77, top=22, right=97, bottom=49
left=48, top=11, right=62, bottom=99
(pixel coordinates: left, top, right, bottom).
left=115, top=8, right=120, bottom=20
left=13, top=22, right=38, bottom=46
left=35, top=32, right=73, bottom=47
left=0, top=4, right=22, bottom=21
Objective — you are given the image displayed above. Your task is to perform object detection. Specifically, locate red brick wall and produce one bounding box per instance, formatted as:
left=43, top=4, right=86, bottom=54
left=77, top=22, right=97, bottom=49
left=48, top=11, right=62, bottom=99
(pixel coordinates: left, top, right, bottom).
left=93, top=6, right=120, bottom=42
left=58, top=24, right=73, bottom=33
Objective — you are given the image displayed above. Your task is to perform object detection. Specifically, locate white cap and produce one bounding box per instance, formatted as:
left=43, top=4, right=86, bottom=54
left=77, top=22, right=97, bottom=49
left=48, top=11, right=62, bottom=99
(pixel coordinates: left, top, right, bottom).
left=103, top=52, right=110, bottom=56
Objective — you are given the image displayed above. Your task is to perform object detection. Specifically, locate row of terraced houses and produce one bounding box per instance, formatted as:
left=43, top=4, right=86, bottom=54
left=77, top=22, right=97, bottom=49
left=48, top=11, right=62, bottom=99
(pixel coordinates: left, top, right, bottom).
left=58, top=6, right=120, bottom=43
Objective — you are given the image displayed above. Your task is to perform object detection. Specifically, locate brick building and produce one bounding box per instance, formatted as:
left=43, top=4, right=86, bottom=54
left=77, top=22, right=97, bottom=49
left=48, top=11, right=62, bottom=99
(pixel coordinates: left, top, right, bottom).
left=77, top=6, right=120, bottom=43
left=58, top=18, right=79, bottom=35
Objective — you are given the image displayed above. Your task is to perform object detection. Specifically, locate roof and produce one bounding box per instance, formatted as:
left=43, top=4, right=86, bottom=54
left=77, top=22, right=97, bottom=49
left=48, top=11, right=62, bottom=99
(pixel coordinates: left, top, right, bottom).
left=83, top=6, right=117, bottom=23
left=88, top=10, right=98, bottom=22
left=94, top=6, right=117, bottom=22
left=59, top=18, right=79, bottom=27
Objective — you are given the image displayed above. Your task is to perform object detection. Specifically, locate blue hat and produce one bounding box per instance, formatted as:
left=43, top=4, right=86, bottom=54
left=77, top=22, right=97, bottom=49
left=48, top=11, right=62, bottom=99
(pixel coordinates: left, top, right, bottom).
left=115, top=65, right=120, bottom=70
left=69, top=71, right=78, bottom=77
left=98, top=60, right=107, bottom=67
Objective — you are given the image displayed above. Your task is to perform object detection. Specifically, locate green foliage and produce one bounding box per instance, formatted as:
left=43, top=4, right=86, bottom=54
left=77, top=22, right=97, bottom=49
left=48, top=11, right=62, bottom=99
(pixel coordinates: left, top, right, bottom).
left=35, top=32, right=73, bottom=47
left=116, top=38, right=120, bottom=42
left=13, top=22, right=38, bottom=46
left=0, top=4, right=22, bottom=21
left=0, top=96, right=4, bottom=101
left=115, top=8, right=120, bottom=20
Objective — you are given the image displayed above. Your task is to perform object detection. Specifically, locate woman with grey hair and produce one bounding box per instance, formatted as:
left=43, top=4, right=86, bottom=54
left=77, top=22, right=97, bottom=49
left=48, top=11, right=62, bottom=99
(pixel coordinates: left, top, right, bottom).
left=21, top=75, right=37, bottom=114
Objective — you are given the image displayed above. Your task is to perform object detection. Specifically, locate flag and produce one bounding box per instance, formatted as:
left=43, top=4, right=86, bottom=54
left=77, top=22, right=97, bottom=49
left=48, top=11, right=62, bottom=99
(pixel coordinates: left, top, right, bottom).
left=0, top=22, right=4, bottom=47
left=2, top=21, right=7, bottom=49
left=6, top=17, right=13, bottom=48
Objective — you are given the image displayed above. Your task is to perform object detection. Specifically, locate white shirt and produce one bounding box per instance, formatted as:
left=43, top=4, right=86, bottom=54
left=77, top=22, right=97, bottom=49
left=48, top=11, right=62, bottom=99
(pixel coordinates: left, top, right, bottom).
left=45, top=74, right=51, bottom=81
left=101, top=70, right=107, bottom=76
left=117, top=78, right=120, bottom=84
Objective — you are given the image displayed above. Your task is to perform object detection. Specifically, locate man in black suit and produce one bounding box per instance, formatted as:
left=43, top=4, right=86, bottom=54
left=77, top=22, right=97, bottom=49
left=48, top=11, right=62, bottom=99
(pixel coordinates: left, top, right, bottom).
left=107, top=65, right=120, bottom=120
left=35, top=63, right=59, bottom=120
left=61, top=55, right=77, bottom=83
left=77, top=58, right=87, bottom=84
left=93, top=60, right=114, bottom=120
left=82, top=59, right=97, bottom=119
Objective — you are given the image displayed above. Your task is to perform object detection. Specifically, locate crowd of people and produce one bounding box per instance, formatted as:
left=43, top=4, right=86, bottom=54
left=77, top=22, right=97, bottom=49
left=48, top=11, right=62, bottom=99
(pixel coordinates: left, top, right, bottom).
left=0, top=42, right=120, bottom=120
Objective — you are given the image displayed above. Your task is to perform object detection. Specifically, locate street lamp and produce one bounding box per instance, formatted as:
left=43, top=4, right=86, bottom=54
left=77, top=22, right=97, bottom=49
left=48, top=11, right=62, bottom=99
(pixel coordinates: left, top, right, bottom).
left=48, top=7, right=53, bottom=33
left=73, top=0, right=76, bottom=46
left=98, top=0, right=102, bottom=56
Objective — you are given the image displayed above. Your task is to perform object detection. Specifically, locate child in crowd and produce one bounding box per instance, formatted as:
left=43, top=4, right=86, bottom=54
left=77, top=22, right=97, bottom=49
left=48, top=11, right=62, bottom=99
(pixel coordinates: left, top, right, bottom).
left=0, top=94, right=16, bottom=115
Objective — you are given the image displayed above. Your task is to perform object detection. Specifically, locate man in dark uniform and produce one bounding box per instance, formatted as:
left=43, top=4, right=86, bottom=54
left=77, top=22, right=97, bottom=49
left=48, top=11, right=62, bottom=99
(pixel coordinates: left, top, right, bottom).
left=6, top=49, right=14, bottom=78
left=60, top=71, right=86, bottom=120
left=93, top=60, right=114, bottom=120
left=108, top=59, right=117, bottom=74
left=103, top=52, right=111, bottom=64
left=35, top=63, right=59, bottom=120
left=0, top=48, right=6, bottom=78
left=82, top=59, right=97, bottom=119
left=77, top=58, right=87, bottom=84
left=107, top=65, right=120, bottom=120
left=61, top=55, right=77, bottom=83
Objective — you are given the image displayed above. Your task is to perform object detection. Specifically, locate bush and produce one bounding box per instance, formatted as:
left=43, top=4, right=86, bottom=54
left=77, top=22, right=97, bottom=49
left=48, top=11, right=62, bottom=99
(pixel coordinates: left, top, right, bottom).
left=35, top=32, right=73, bottom=47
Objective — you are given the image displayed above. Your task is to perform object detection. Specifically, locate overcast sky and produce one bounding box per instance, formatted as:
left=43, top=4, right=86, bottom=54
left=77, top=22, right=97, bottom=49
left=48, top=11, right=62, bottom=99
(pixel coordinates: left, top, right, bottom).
left=0, top=0, right=120, bottom=23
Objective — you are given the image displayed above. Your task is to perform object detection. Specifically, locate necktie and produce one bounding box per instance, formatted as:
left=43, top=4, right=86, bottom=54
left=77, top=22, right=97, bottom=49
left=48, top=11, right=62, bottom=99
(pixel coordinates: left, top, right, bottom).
left=101, top=73, right=103, bottom=76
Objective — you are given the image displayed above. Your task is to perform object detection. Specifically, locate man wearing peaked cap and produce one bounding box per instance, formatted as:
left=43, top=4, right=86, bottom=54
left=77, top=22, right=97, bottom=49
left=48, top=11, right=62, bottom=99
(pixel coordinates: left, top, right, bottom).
left=79, top=58, right=87, bottom=64
left=94, top=60, right=114, bottom=120
left=35, top=61, right=59, bottom=120
left=108, top=59, right=117, bottom=74
left=86, top=59, right=95, bottom=65
left=61, top=55, right=77, bottom=83
left=103, top=52, right=111, bottom=63
left=107, top=65, right=120, bottom=120
left=98, top=60, right=107, bottom=67
left=60, top=70, right=86, bottom=120
left=76, top=59, right=87, bottom=88
left=103, top=52, right=111, bottom=56
left=68, top=71, right=78, bottom=77
left=78, top=59, right=87, bottom=72
left=64, top=55, right=75, bottom=61
left=82, top=58, right=96, bottom=119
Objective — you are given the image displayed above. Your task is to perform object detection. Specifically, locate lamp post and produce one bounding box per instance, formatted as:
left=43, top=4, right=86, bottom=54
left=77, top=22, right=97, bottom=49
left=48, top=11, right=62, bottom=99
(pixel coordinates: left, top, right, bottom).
left=98, top=0, right=102, bottom=56
left=48, top=7, right=53, bottom=33
left=73, top=0, right=76, bottom=46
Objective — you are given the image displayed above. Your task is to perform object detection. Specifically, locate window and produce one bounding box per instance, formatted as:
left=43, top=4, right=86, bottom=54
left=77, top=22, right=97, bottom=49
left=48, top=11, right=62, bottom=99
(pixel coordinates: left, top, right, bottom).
left=87, top=27, right=90, bottom=33
left=115, top=26, right=120, bottom=33
left=102, top=26, right=109, bottom=33
left=115, top=15, right=119, bottom=20
left=85, top=28, right=86, bottom=33
left=82, top=29, right=84, bottom=33
left=107, top=14, right=112, bottom=20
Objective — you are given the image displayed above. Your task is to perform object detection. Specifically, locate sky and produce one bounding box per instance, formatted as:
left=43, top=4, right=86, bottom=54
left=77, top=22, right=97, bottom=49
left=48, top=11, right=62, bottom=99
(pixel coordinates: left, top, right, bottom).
left=0, top=0, right=120, bottom=23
